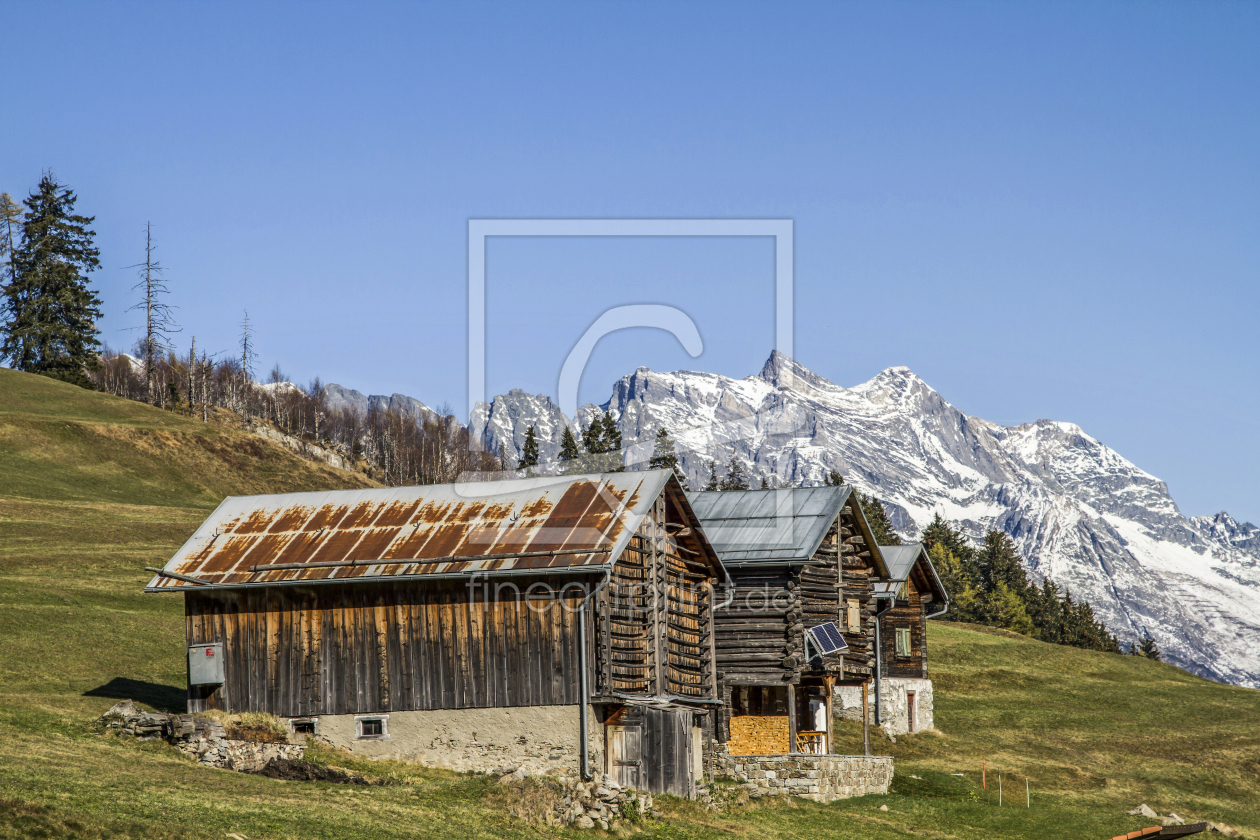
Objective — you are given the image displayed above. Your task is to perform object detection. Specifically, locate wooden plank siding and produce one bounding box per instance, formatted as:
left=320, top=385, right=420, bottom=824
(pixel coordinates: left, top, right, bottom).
left=184, top=575, right=590, bottom=716
left=879, top=576, right=928, bottom=679
left=183, top=488, right=720, bottom=717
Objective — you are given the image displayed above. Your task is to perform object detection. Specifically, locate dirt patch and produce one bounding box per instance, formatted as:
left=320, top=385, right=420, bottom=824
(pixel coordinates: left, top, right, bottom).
left=248, top=758, right=387, bottom=785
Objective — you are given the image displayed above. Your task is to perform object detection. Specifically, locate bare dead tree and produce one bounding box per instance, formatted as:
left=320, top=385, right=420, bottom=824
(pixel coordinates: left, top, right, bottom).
left=127, top=222, right=179, bottom=404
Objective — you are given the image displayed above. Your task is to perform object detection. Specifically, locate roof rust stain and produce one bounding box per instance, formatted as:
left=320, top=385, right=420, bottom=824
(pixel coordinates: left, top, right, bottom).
left=303, top=504, right=349, bottom=532
left=373, top=500, right=423, bottom=528
left=234, top=509, right=278, bottom=535
left=340, top=501, right=383, bottom=530
left=268, top=506, right=313, bottom=533
left=150, top=473, right=696, bottom=590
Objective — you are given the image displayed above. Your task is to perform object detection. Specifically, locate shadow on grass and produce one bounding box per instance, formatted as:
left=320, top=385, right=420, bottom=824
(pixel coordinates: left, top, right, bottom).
left=83, top=678, right=185, bottom=712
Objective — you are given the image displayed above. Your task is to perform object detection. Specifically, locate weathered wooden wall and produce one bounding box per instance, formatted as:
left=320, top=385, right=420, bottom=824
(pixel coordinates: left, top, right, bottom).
left=184, top=490, right=721, bottom=717
left=714, top=503, right=882, bottom=743
left=880, top=576, right=928, bottom=679
left=185, top=575, right=590, bottom=716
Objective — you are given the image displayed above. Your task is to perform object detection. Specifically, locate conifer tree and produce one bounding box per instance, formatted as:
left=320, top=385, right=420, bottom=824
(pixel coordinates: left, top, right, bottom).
left=1136, top=636, right=1162, bottom=661
left=582, top=418, right=604, bottom=455
left=600, top=411, right=621, bottom=453
left=759, top=476, right=769, bottom=489
left=1, top=175, right=103, bottom=387
left=648, top=427, right=684, bottom=480
left=856, top=490, right=901, bottom=546
left=976, top=530, right=1030, bottom=593
left=704, top=460, right=719, bottom=491
left=517, top=424, right=540, bottom=470
left=559, top=426, right=581, bottom=462
left=719, top=455, right=750, bottom=491
left=823, top=469, right=844, bottom=486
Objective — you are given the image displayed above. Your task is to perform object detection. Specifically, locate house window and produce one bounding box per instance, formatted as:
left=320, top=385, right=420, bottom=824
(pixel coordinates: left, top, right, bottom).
left=289, top=718, right=317, bottom=735
left=895, top=628, right=912, bottom=658
left=846, top=600, right=861, bottom=633
left=356, top=716, right=388, bottom=739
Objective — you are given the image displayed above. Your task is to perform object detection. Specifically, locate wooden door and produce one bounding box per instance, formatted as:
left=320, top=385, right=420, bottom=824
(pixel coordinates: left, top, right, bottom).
left=606, top=724, right=642, bottom=789
left=907, top=691, right=917, bottom=733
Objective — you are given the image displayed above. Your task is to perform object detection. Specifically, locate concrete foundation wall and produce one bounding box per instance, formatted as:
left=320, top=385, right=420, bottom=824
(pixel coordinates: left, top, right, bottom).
left=307, top=705, right=602, bottom=776
left=834, top=678, right=934, bottom=736
left=714, top=746, right=893, bottom=802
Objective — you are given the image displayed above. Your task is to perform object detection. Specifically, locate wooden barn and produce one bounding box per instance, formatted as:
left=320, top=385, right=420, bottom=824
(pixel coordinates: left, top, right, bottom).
left=145, top=469, right=728, bottom=796
left=864, top=542, right=948, bottom=735
left=686, top=486, right=891, bottom=758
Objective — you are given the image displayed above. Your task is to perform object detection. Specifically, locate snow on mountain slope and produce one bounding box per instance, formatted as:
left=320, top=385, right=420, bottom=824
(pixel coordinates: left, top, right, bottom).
left=476, top=351, right=1260, bottom=687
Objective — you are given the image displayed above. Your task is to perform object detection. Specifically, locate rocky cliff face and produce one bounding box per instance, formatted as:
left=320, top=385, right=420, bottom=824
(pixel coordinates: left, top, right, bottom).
left=475, top=351, right=1260, bottom=688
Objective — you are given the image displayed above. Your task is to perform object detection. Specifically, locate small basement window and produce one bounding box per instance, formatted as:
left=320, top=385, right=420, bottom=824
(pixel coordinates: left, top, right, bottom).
left=356, top=716, right=388, bottom=739
left=290, top=719, right=317, bottom=736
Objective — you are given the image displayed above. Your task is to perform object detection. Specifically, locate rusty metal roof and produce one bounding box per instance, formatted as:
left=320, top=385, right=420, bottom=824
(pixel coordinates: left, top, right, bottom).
left=146, top=470, right=687, bottom=592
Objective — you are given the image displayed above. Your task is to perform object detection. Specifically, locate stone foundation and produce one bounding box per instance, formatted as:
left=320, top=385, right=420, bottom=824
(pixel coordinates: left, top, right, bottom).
left=834, top=678, right=934, bottom=736
left=714, top=746, right=893, bottom=802
left=309, top=705, right=602, bottom=777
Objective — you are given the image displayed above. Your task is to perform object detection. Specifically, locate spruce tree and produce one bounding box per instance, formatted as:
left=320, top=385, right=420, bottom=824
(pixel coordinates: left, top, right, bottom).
left=582, top=418, right=604, bottom=455
left=648, top=427, right=684, bottom=481
left=856, top=490, right=901, bottom=546
left=719, top=455, right=749, bottom=490
left=1, top=175, right=103, bottom=387
left=600, top=411, right=621, bottom=453
left=559, top=426, right=581, bottom=462
left=823, top=469, right=844, bottom=486
left=759, top=476, right=769, bottom=489
left=517, top=424, right=540, bottom=470
left=1136, top=636, right=1162, bottom=661
left=704, top=460, right=719, bottom=491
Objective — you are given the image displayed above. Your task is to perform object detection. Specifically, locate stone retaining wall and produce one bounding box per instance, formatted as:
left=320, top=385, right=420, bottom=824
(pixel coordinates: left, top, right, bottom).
left=714, top=747, right=893, bottom=802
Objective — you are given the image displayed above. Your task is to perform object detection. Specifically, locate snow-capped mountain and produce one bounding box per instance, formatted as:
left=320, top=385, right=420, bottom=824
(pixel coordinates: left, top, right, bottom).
left=474, top=351, right=1260, bottom=688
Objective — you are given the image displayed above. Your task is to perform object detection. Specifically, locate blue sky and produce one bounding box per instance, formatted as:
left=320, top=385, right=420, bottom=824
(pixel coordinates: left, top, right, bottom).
left=3, top=1, right=1257, bottom=524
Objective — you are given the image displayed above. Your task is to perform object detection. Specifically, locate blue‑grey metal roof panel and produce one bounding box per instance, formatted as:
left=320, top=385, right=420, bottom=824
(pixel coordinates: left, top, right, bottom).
left=879, top=544, right=922, bottom=582
left=686, top=486, right=852, bottom=563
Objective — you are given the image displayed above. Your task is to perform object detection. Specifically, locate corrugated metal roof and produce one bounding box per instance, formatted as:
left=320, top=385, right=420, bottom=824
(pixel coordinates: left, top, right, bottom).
left=686, top=486, right=852, bottom=563
left=147, top=470, right=679, bottom=591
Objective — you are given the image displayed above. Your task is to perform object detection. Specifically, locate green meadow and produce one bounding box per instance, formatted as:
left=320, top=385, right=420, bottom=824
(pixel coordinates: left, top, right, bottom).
left=1, top=368, right=1256, bottom=839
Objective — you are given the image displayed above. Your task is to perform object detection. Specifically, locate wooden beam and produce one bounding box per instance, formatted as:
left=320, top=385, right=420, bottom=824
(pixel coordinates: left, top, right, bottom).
left=862, top=680, right=871, bottom=757
left=787, top=683, right=798, bottom=754
left=823, top=675, right=836, bottom=756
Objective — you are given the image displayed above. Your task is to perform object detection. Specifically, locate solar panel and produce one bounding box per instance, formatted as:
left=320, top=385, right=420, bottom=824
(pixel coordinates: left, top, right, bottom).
left=807, top=622, right=849, bottom=655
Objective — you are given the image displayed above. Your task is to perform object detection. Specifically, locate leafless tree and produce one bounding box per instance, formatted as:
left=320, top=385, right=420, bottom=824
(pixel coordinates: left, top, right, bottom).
left=127, top=222, right=179, bottom=404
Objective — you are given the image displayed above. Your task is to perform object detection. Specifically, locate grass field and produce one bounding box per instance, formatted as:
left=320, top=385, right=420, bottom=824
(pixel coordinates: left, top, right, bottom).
left=1, top=368, right=1257, bottom=839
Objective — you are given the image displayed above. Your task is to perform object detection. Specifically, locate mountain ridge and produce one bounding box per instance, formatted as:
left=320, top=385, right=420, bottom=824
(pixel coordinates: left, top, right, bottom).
left=468, top=351, right=1260, bottom=688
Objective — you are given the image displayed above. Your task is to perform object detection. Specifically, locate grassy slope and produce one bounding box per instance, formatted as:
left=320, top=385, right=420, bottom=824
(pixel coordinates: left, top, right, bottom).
left=0, top=368, right=1256, bottom=839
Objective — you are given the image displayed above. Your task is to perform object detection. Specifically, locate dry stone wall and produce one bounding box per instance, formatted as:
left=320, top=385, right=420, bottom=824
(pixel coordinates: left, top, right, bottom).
left=714, top=745, right=892, bottom=802
left=99, top=700, right=304, bottom=771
